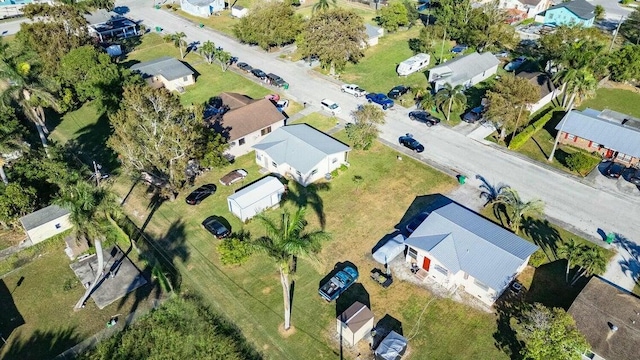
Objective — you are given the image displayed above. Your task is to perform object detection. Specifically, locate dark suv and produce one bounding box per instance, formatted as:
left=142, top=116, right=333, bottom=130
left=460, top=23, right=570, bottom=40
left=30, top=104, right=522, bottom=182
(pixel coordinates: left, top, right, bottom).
left=267, top=73, right=287, bottom=87
left=628, top=168, right=640, bottom=185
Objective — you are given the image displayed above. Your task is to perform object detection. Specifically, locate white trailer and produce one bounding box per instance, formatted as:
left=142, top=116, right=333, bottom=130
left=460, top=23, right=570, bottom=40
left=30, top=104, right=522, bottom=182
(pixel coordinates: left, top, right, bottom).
left=396, top=53, right=430, bottom=76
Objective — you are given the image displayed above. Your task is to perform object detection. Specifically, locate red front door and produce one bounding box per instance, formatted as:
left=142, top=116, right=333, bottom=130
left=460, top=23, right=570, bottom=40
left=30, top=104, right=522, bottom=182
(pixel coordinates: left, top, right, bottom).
left=422, top=257, right=431, bottom=271
left=605, top=149, right=614, bottom=158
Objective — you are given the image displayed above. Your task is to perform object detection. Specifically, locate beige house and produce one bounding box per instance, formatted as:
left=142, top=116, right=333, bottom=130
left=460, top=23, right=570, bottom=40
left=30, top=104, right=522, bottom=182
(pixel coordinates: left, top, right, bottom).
left=211, top=93, right=286, bottom=160
left=19, top=205, right=72, bottom=245
left=336, top=301, right=374, bottom=347
left=130, top=56, right=195, bottom=92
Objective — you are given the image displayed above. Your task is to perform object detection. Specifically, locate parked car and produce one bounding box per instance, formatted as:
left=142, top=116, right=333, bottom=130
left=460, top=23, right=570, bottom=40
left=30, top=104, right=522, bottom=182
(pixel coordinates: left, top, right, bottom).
left=408, top=111, right=440, bottom=127
left=341, top=83, right=366, bottom=97
left=320, top=98, right=342, bottom=115
left=185, top=184, right=217, bottom=205
left=504, top=56, right=526, bottom=72
left=276, top=99, right=289, bottom=112
left=202, top=216, right=230, bottom=239
left=398, top=135, right=424, bottom=153
left=267, top=73, right=287, bottom=87
left=463, top=106, right=484, bottom=123
left=236, top=62, right=252, bottom=72
left=604, top=161, right=626, bottom=179
left=493, top=50, right=510, bottom=58
left=219, top=169, right=248, bottom=186
left=366, top=93, right=394, bottom=110
left=251, top=68, right=267, bottom=79
left=318, top=266, right=359, bottom=302
left=406, top=211, right=430, bottom=234
left=387, top=85, right=410, bottom=99
left=627, top=167, right=640, bottom=185
left=451, top=45, right=468, bottom=54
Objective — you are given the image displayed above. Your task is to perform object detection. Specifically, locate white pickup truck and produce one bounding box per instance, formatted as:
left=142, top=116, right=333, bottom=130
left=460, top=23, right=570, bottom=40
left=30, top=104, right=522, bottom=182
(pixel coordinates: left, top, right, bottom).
left=341, top=84, right=367, bottom=97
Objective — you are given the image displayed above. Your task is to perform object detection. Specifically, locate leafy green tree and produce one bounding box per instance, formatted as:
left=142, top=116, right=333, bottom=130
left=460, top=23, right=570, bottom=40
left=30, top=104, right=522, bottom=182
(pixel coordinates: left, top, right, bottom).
left=60, top=0, right=115, bottom=11
left=458, top=3, right=518, bottom=51
left=378, top=1, right=410, bottom=32
left=164, top=32, right=187, bottom=59
left=312, top=0, right=337, bottom=13
left=514, top=303, right=588, bottom=360
left=0, top=183, right=36, bottom=229
left=557, top=238, right=582, bottom=283
left=594, top=4, right=605, bottom=20
left=435, top=83, right=466, bottom=122
left=233, top=2, right=304, bottom=51
left=194, top=131, right=229, bottom=169
left=538, top=26, right=608, bottom=69
left=403, top=0, right=420, bottom=26
left=418, top=90, right=436, bottom=111
left=107, top=85, right=206, bottom=196
left=495, top=187, right=544, bottom=234
left=217, top=236, right=253, bottom=265
left=485, top=73, right=539, bottom=141
left=569, top=245, right=607, bottom=286
left=346, top=104, right=386, bottom=150
left=432, top=0, right=473, bottom=40
left=214, top=48, right=233, bottom=72
left=299, top=9, right=367, bottom=73
left=621, top=8, right=640, bottom=45
left=608, top=45, right=640, bottom=82
left=409, top=25, right=442, bottom=54
left=0, top=107, right=26, bottom=184
left=254, top=207, right=330, bottom=331
left=199, top=40, right=216, bottom=64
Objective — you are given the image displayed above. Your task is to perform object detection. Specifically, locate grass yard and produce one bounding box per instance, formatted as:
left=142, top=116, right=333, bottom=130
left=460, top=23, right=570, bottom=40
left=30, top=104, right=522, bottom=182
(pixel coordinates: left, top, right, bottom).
left=296, top=0, right=379, bottom=23
left=579, top=87, right=640, bottom=118
left=289, top=112, right=339, bottom=132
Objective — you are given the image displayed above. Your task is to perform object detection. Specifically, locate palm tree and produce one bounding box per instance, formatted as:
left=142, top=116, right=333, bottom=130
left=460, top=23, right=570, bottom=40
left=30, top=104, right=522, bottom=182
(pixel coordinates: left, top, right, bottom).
left=164, top=32, right=187, bottom=59
left=419, top=91, right=436, bottom=112
left=495, top=187, right=545, bottom=234
left=557, top=239, right=582, bottom=283
left=200, top=40, right=216, bottom=64
left=435, top=83, right=467, bottom=122
left=254, top=207, right=330, bottom=331
left=312, top=0, right=337, bottom=13
left=0, top=108, right=27, bottom=184
left=569, top=245, right=607, bottom=286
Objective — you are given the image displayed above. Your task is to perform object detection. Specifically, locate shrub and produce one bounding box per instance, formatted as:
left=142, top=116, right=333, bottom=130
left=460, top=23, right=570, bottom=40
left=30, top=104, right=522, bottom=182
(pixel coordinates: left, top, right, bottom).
left=509, top=108, right=563, bottom=150
left=566, top=151, right=600, bottom=175
left=528, top=249, right=548, bottom=267
left=217, top=238, right=253, bottom=266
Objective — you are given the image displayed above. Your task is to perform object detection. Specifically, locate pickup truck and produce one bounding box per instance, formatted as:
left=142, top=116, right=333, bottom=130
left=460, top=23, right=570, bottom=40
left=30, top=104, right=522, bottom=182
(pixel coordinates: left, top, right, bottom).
left=319, top=266, right=359, bottom=302
left=341, top=84, right=367, bottom=97
left=366, top=93, right=394, bottom=110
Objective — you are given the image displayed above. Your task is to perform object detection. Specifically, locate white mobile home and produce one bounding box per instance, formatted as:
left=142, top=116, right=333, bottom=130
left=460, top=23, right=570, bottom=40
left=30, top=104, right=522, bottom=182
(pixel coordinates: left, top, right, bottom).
left=227, top=176, right=285, bottom=221
left=397, top=53, right=430, bottom=76
left=19, top=205, right=73, bottom=245
left=428, top=52, right=499, bottom=92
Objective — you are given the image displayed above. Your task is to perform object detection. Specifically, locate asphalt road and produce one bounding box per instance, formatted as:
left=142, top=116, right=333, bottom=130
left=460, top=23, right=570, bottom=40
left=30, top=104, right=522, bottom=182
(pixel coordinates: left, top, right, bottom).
left=588, top=0, right=633, bottom=21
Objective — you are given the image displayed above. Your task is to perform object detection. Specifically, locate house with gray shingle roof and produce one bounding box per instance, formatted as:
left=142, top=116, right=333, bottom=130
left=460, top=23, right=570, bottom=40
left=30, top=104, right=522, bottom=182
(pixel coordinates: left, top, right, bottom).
left=19, top=205, right=73, bottom=245
left=405, top=202, right=537, bottom=306
left=428, top=52, right=500, bottom=92
left=252, top=124, right=351, bottom=187
left=130, top=56, right=195, bottom=92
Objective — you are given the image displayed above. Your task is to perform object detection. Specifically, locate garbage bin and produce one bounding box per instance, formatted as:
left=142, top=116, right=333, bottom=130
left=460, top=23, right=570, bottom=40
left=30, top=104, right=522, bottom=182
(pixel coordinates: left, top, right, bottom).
left=199, top=23, right=204, bottom=28
left=283, top=83, right=289, bottom=90
left=458, top=175, right=466, bottom=185
left=155, top=26, right=162, bottom=32
left=606, top=233, right=615, bottom=244
left=155, top=4, right=160, bottom=9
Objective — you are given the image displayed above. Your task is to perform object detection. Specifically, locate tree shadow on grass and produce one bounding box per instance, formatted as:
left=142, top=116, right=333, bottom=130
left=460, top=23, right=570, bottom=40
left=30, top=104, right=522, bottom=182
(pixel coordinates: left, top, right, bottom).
left=493, top=296, right=526, bottom=360
left=530, top=136, right=549, bottom=159
left=62, top=111, right=120, bottom=174
left=2, top=327, right=82, bottom=360
left=525, top=261, right=584, bottom=310
left=614, top=233, right=640, bottom=290
left=0, top=279, right=25, bottom=347
left=521, top=217, right=561, bottom=261
left=283, top=181, right=330, bottom=229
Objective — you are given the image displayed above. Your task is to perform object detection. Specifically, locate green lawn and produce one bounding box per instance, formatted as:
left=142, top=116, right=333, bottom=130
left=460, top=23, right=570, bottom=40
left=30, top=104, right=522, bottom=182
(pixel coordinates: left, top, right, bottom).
left=579, top=88, right=640, bottom=118
left=289, top=112, right=339, bottom=132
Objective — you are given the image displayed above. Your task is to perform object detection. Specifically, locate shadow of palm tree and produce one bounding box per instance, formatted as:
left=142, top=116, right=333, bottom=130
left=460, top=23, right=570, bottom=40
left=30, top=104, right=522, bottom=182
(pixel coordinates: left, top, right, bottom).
left=521, top=217, right=562, bottom=261
left=283, top=181, right=330, bottom=228
left=614, top=233, right=640, bottom=287
left=492, top=298, right=525, bottom=360
left=476, top=174, right=509, bottom=207
left=1, top=327, right=82, bottom=360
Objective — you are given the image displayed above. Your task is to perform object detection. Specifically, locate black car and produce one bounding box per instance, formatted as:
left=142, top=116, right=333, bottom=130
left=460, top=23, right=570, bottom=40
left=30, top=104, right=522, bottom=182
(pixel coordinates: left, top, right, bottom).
left=266, top=73, right=287, bottom=87
left=236, top=62, right=252, bottom=72
left=387, top=85, right=410, bottom=99
left=251, top=69, right=267, bottom=79
left=628, top=168, right=640, bottom=185
left=408, top=111, right=440, bottom=127
left=202, top=216, right=230, bottom=239
left=604, top=161, right=626, bottom=179
left=185, top=184, right=217, bottom=205
left=399, top=135, right=424, bottom=153
left=463, top=106, right=484, bottom=123
left=406, top=211, right=430, bottom=234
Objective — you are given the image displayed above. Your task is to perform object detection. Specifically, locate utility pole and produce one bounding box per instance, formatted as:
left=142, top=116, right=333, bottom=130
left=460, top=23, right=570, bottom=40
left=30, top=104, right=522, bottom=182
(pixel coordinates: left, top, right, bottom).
left=439, top=27, right=447, bottom=64
left=608, top=15, right=624, bottom=53
left=92, top=161, right=101, bottom=187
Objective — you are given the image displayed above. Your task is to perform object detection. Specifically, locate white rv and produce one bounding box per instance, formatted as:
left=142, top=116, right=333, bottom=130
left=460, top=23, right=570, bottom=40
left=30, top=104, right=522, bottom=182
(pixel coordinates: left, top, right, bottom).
left=397, top=53, right=431, bottom=76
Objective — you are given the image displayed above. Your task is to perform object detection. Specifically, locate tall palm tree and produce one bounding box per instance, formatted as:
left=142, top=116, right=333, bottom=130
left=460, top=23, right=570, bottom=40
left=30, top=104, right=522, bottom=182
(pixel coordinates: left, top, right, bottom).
left=419, top=91, right=436, bottom=112
left=312, top=0, right=337, bottom=13
left=569, top=245, right=607, bottom=286
left=254, top=207, right=330, bottom=331
left=495, top=187, right=545, bottom=234
left=557, top=239, right=582, bottom=283
left=200, top=40, right=216, bottom=64
left=435, top=83, right=467, bottom=122
left=164, top=32, right=188, bottom=59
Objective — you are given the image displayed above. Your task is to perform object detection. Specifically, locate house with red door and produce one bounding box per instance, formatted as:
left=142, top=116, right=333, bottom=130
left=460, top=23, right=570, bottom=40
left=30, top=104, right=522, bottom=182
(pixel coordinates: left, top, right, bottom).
left=556, top=108, right=640, bottom=166
left=404, top=202, right=537, bottom=306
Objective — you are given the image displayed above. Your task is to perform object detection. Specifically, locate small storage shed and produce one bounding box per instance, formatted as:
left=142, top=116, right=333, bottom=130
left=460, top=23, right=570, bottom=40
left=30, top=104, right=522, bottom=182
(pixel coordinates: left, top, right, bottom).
left=337, top=301, right=374, bottom=346
left=372, top=234, right=405, bottom=265
left=227, top=176, right=285, bottom=221
left=19, top=205, right=72, bottom=245
left=231, top=5, right=248, bottom=18
left=374, top=331, right=408, bottom=360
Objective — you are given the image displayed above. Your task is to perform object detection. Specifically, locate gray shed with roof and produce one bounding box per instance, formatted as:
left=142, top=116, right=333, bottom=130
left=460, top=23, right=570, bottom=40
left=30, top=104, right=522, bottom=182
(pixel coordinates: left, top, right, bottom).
left=253, top=124, right=351, bottom=186
left=130, top=57, right=194, bottom=82
left=20, top=205, right=73, bottom=245
left=227, top=176, right=285, bottom=221
left=405, top=202, right=537, bottom=304
left=428, top=52, right=500, bottom=92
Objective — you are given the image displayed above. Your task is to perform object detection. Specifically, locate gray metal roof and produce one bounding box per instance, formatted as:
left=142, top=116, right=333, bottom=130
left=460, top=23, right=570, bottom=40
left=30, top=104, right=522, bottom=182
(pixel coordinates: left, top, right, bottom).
left=555, top=109, right=640, bottom=158
left=253, top=124, right=351, bottom=174
left=405, top=203, right=537, bottom=291
left=19, top=205, right=70, bottom=231
left=130, top=56, right=194, bottom=82
left=227, top=176, right=284, bottom=208
left=547, top=0, right=594, bottom=20
left=186, top=0, right=223, bottom=6
left=365, top=23, right=382, bottom=39
left=83, top=9, right=122, bottom=25
left=429, top=52, right=499, bottom=86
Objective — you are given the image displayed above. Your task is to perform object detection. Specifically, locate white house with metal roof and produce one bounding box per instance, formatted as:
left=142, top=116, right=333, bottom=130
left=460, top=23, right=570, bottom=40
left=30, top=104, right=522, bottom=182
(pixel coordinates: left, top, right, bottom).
left=428, top=52, right=500, bottom=92
left=130, top=56, right=195, bottom=92
left=227, top=176, right=285, bottom=221
left=180, top=0, right=224, bottom=17
left=404, top=202, right=537, bottom=306
left=19, top=205, right=72, bottom=245
left=556, top=108, right=640, bottom=166
left=253, top=124, right=351, bottom=187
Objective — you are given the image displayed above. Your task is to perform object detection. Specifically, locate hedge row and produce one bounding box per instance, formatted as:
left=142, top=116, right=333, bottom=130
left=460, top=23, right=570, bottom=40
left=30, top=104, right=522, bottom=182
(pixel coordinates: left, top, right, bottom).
left=508, top=107, right=564, bottom=150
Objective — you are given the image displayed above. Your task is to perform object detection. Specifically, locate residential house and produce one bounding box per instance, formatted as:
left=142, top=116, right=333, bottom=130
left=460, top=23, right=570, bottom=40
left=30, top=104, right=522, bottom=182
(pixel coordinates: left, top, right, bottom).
left=0, top=0, right=51, bottom=19
left=542, top=0, right=595, bottom=28
left=336, top=301, right=374, bottom=347
left=180, top=0, right=224, bottom=17
left=404, top=202, right=538, bottom=306
left=428, top=52, right=500, bottom=92
left=555, top=108, right=640, bottom=166
left=517, top=71, right=561, bottom=113
left=130, top=56, right=195, bottom=92
left=212, top=92, right=286, bottom=160
left=364, top=23, right=384, bottom=47
left=477, top=0, right=550, bottom=19
left=19, top=205, right=72, bottom=245
left=253, top=124, right=351, bottom=187
left=84, top=9, right=139, bottom=42
left=227, top=176, right=285, bottom=221
left=568, top=276, right=640, bottom=360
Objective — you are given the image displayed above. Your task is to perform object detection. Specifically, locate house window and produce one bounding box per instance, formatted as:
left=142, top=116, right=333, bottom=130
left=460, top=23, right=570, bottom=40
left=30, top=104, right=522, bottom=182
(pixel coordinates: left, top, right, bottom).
left=261, top=126, right=272, bottom=136
left=256, top=153, right=262, bottom=161
left=463, top=272, right=469, bottom=280
left=434, top=265, right=448, bottom=275
left=272, top=161, right=278, bottom=167
left=55, top=223, right=61, bottom=229
left=239, top=138, right=246, bottom=146
left=548, top=13, right=554, bottom=19
left=332, top=158, right=338, bottom=164
left=311, top=169, right=318, bottom=175
left=229, top=141, right=236, bottom=147
left=566, top=134, right=575, bottom=140
left=617, top=153, right=632, bottom=162
left=474, top=279, right=489, bottom=291
left=590, top=142, right=599, bottom=148
left=182, top=76, right=188, bottom=82
left=408, top=247, right=417, bottom=259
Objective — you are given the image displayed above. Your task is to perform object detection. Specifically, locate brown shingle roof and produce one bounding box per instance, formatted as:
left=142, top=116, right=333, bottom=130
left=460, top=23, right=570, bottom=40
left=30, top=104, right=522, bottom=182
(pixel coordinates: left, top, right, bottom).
left=219, top=92, right=256, bottom=110
left=338, top=301, right=374, bottom=332
left=568, top=277, right=640, bottom=360
left=220, top=99, right=285, bottom=141
left=517, top=71, right=557, bottom=100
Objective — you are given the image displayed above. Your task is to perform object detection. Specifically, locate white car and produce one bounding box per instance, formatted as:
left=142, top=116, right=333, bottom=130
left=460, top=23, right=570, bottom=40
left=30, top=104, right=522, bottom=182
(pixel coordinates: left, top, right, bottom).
left=320, top=99, right=342, bottom=115
left=341, top=84, right=366, bottom=97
